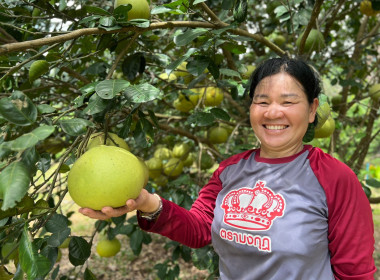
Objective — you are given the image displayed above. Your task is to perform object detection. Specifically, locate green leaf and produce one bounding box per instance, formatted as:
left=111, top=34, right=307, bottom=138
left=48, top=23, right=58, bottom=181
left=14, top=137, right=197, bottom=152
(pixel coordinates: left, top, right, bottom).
left=47, top=228, right=71, bottom=248
left=174, top=28, right=208, bottom=46
left=19, top=226, right=51, bottom=280
left=59, top=0, right=67, bottom=11
left=165, top=48, right=197, bottom=74
left=187, top=58, right=209, bottom=76
left=83, top=94, right=110, bottom=115
left=151, top=6, right=172, bottom=14
left=45, top=214, right=69, bottom=233
left=95, top=79, right=130, bottom=99
left=187, top=112, right=215, bottom=126
left=124, top=83, right=162, bottom=103
left=130, top=230, right=143, bottom=255
left=220, top=68, right=241, bottom=77
left=274, top=5, right=289, bottom=17
left=0, top=91, right=37, bottom=126
left=79, top=81, right=99, bottom=95
left=21, top=147, right=40, bottom=175
left=113, top=4, right=132, bottom=21
left=84, top=5, right=111, bottom=16
left=193, top=0, right=206, bottom=4
left=366, top=178, right=380, bottom=188
left=37, top=104, right=56, bottom=114
left=84, top=268, right=97, bottom=280
left=0, top=161, right=31, bottom=210
left=133, top=121, right=148, bottom=148
left=8, top=125, right=55, bottom=152
left=59, top=118, right=94, bottom=136
left=78, top=15, right=101, bottom=25
left=68, top=237, right=91, bottom=266
left=210, top=108, right=230, bottom=121
left=99, top=16, right=116, bottom=27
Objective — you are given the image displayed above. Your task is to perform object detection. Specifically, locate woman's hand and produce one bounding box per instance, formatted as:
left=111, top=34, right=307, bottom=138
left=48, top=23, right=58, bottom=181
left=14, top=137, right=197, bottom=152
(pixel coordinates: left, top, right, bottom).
left=78, top=189, right=160, bottom=220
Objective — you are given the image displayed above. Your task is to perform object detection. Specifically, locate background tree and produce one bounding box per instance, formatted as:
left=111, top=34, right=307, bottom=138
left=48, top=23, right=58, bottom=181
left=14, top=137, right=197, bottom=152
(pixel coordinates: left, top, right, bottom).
left=0, top=0, right=379, bottom=279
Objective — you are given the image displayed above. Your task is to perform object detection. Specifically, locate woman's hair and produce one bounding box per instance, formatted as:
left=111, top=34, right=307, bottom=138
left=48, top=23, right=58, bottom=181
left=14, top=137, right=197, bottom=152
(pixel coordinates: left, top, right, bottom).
left=248, top=57, right=321, bottom=104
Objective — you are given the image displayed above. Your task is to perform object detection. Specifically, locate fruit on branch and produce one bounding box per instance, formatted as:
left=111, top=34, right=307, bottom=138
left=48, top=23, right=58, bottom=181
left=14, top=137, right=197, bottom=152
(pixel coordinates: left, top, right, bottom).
left=158, top=72, right=177, bottom=83
left=207, top=126, right=229, bottom=144
left=67, top=146, right=145, bottom=210
left=314, top=116, right=335, bottom=138
left=145, top=157, right=163, bottom=179
left=315, top=101, right=331, bottom=129
left=29, top=60, right=49, bottom=82
left=87, top=132, right=130, bottom=151
left=241, top=65, right=256, bottom=79
left=369, top=83, right=380, bottom=101
left=172, top=143, right=191, bottom=159
left=193, top=87, right=224, bottom=107
left=173, top=93, right=200, bottom=113
left=199, top=152, right=215, bottom=170
left=154, top=147, right=172, bottom=160
left=96, top=238, right=121, bottom=257
left=114, top=0, right=150, bottom=20
left=360, top=0, right=379, bottom=16
left=163, top=158, right=184, bottom=177
left=296, top=29, right=325, bottom=53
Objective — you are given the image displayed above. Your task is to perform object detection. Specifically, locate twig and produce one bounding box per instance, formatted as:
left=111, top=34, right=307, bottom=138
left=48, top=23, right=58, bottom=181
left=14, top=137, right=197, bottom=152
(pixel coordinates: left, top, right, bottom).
left=0, top=43, right=60, bottom=82
left=298, top=0, right=325, bottom=55
left=106, top=31, right=140, bottom=80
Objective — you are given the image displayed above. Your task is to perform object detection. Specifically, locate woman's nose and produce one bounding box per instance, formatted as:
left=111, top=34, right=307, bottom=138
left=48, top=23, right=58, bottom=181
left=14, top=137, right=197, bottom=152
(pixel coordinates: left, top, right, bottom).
left=264, top=103, right=284, bottom=119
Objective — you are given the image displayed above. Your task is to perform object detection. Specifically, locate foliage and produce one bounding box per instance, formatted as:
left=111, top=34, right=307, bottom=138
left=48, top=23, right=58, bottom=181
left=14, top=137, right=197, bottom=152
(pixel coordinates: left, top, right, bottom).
left=0, top=0, right=379, bottom=278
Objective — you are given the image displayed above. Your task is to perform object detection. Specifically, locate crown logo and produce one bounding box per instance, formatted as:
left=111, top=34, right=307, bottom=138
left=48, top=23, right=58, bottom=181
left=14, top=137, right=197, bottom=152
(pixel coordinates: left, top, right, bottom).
left=221, top=180, right=285, bottom=231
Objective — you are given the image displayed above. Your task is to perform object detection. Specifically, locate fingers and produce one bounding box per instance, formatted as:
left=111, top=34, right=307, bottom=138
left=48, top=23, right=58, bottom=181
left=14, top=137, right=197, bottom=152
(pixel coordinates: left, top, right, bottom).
left=79, top=208, right=110, bottom=220
left=79, top=205, right=131, bottom=220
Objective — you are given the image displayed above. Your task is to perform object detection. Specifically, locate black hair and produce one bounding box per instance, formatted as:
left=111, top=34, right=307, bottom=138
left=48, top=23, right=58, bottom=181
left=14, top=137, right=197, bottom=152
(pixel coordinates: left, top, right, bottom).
left=248, top=57, right=321, bottom=104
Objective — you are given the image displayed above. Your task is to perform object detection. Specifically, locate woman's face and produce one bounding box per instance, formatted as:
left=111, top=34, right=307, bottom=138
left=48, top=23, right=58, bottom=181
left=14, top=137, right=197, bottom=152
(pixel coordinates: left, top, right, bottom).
left=249, top=72, right=318, bottom=158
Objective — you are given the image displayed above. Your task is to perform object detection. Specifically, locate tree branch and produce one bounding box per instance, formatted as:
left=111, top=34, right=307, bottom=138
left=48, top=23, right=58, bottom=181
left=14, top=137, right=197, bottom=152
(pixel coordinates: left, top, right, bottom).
left=61, top=66, right=91, bottom=84
left=0, top=21, right=286, bottom=57
left=322, top=0, right=346, bottom=38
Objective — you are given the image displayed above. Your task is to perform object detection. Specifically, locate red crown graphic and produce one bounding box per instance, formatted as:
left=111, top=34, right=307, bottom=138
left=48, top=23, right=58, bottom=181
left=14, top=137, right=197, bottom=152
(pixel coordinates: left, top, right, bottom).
left=221, top=180, right=285, bottom=231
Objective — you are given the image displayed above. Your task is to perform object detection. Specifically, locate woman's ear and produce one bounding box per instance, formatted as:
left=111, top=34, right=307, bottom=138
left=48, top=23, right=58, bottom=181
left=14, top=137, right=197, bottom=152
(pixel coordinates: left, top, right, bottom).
left=309, top=98, right=319, bottom=123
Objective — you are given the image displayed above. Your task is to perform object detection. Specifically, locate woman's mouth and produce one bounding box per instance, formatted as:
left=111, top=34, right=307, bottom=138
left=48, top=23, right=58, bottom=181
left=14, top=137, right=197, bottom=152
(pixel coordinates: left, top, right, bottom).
left=264, top=125, right=288, bottom=130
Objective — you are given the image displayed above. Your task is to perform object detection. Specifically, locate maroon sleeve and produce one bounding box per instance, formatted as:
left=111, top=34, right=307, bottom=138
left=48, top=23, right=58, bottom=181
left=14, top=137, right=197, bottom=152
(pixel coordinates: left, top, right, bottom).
left=308, top=147, right=376, bottom=279
left=137, top=170, right=222, bottom=248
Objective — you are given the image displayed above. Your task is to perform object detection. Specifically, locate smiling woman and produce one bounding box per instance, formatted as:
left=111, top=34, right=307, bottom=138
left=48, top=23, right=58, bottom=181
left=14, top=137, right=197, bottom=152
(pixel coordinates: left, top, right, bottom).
left=80, top=57, right=376, bottom=280
left=249, top=72, right=318, bottom=158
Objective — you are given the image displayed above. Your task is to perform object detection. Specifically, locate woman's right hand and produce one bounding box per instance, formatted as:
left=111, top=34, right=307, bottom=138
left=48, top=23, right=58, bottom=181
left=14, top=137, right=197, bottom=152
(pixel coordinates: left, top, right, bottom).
left=78, top=189, right=160, bottom=220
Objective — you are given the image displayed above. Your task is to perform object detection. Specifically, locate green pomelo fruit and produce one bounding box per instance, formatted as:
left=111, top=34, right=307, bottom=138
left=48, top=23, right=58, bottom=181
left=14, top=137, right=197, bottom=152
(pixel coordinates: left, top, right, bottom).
left=199, top=152, right=215, bottom=170
left=369, top=83, right=380, bottom=101
left=163, top=158, right=184, bottom=177
left=316, top=102, right=331, bottom=129
left=314, top=116, right=335, bottom=138
left=29, top=60, right=49, bottom=82
left=86, top=132, right=130, bottom=151
left=154, top=147, right=172, bottom=160
left=172, top=143, right=191, bottom=159
left=96, top=238, right=121, bottom=257
left=68, top=145, right=145, bottom=210
left=208, top=127, right=229, bottom=144
left=114, top=0, right=150, bottom=20
left=296, top=29, right=325, bottom=53
left=145, top=157, right=163, bottom=179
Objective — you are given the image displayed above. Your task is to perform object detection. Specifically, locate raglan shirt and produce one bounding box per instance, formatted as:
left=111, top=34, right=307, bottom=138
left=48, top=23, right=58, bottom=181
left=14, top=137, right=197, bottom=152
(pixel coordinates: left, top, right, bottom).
left=138, top=145, right=376, bottom=279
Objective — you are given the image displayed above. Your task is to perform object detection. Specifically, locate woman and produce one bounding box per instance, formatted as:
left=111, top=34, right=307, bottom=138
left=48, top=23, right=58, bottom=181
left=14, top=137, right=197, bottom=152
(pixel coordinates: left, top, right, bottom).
left=80, top=57, right=376, bottom=279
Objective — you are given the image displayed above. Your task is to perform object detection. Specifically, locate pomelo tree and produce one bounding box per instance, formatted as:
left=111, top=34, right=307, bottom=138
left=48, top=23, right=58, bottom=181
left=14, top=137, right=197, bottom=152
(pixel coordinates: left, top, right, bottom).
left=0, top=0, right=379, bottom=278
